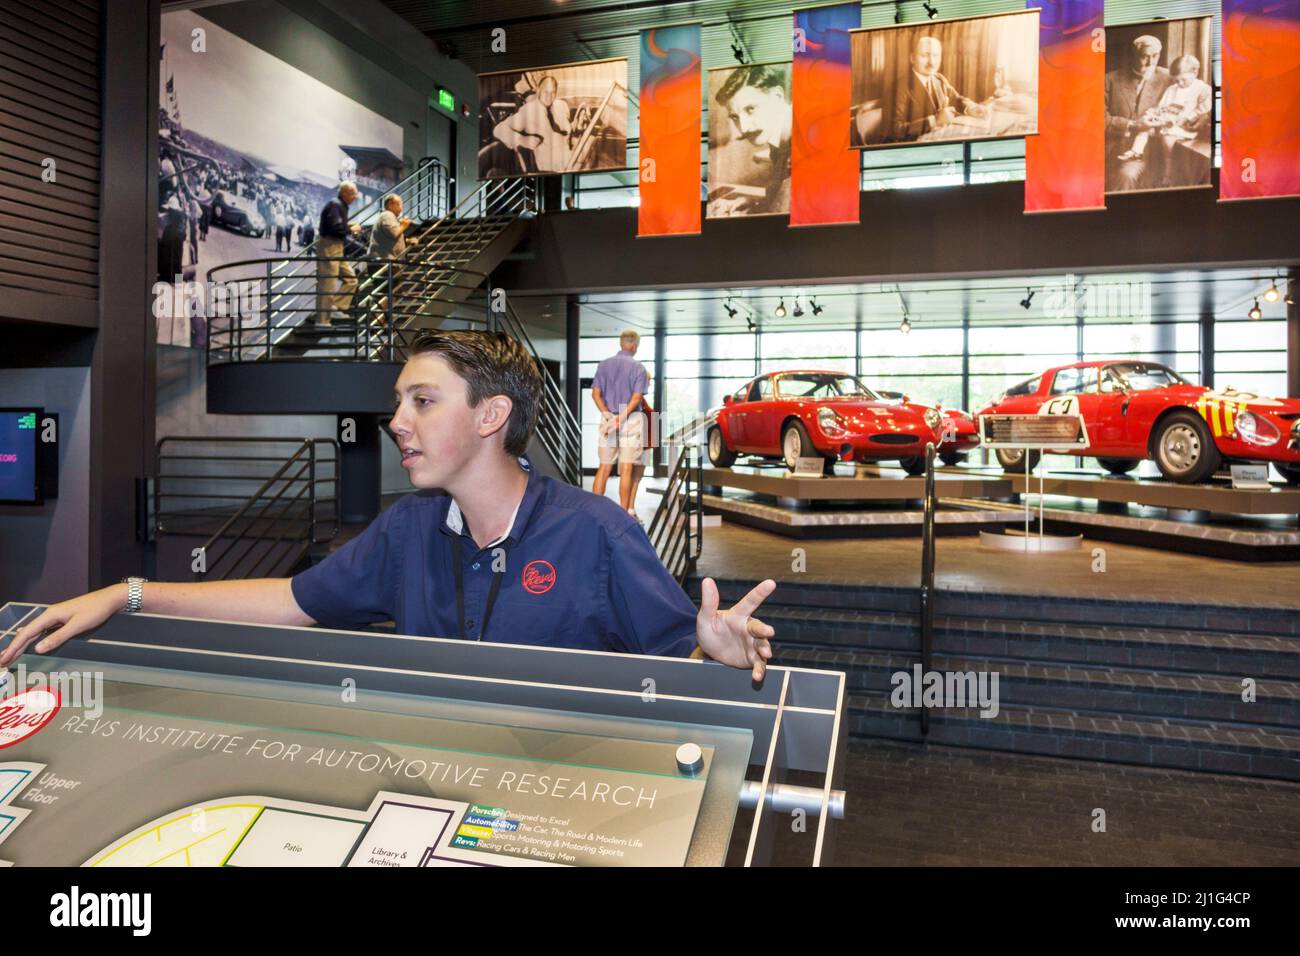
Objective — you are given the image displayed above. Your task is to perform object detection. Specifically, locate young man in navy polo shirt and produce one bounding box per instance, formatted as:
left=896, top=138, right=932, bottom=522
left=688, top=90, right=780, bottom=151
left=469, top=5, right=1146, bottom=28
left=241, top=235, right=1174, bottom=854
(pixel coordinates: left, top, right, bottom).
left=4, top=332, right=777, bottom=679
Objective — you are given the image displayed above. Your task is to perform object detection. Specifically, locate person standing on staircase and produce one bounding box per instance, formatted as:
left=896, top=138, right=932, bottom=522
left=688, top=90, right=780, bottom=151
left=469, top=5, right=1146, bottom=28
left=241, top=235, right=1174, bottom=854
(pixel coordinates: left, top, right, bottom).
left=365, top=193, right=418, bottom=326
left=316, top=181, right=361, bottom=325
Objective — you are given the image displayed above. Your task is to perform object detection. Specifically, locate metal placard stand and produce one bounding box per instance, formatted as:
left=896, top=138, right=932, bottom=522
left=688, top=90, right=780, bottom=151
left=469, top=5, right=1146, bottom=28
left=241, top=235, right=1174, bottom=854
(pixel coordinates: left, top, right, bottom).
left=978, top=413, right=1090, bottom=553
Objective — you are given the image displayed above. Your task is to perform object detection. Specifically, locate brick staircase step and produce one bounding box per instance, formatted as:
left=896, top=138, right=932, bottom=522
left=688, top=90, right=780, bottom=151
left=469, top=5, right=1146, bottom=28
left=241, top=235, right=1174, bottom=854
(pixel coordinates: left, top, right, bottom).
left=844, top=695, right=1300, bottom=781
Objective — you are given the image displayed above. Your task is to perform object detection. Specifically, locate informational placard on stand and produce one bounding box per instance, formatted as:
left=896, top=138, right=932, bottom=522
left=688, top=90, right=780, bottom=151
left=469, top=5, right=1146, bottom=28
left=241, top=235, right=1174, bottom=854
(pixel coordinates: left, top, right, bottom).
left=978, top=413, right=1089, bottom=449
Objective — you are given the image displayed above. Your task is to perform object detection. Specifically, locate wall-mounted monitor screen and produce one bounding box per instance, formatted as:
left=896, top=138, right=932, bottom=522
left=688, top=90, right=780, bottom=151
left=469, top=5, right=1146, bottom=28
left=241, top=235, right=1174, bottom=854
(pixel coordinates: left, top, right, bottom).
left=0, top=408, right=42, bottom=505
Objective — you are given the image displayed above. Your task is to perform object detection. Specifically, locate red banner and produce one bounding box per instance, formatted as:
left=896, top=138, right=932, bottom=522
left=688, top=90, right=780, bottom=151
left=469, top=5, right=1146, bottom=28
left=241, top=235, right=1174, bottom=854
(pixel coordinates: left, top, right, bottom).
left=791, top=3, right=860, bottom=226
left=1221, top=0, right=1300, bottom=201
left=1024, top=0, right=1105, bottom=213
left=638, top=24, right=702, bottom=236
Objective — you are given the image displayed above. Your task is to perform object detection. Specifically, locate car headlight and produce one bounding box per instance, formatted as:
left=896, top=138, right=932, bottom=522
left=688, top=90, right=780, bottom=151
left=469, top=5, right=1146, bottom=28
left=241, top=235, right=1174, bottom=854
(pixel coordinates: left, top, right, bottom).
left=817, top=406, right=849, bottom=436
left=1236, top=410, right=1280, bottom=447
left=924, top=408, right=942, bottom=430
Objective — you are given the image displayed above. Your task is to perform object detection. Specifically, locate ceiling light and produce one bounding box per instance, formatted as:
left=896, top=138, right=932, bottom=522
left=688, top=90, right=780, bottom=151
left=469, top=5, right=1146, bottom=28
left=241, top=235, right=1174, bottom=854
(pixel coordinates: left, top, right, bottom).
left=1248, top=298, right=1262, bottom=320
left=899, top=316, right=911, bottom=334
left=1286, top=286, right=1295, bottom=307
left=923, top=2, right=938, bottom=19
left=810, top=298, right=823, bottom=316
left=793, top=298, right=805, bottom=318
left=774, top=298, right=786, bottom=318
left=1264, top=278, right=1280, bottom=303
left=1019, top=288, right=1035, bottom=310
left=745, top=317, right=756, bottom=332
left=730, top=43, right=745, bottom=64
left=723, top=299, right=738, bottom=318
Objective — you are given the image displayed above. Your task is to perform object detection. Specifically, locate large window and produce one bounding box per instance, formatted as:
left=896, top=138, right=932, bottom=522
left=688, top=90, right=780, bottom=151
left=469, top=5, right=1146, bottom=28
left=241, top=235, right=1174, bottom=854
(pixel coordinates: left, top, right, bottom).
left=1214, top=318, right=1288, bottom=396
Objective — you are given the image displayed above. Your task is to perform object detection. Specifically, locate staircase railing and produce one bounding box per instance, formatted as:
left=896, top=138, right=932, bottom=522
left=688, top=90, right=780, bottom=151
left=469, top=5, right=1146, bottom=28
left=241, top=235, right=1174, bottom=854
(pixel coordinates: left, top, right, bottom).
left=919, top=441, right=937, bottom=737
left=647, top=445, right=704, bottom=586
left=155, top=437, right=339, bottom=581
left=494, top=299, right=583, bottom=486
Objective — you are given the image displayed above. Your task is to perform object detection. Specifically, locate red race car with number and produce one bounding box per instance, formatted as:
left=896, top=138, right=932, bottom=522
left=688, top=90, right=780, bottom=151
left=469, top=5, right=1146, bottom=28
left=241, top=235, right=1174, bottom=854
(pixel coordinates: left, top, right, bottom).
left=707, top=370, right=944, bottom=474
left=875, top=389, right=980, bottom=465
left=978, top=360, right=1300, bottom=484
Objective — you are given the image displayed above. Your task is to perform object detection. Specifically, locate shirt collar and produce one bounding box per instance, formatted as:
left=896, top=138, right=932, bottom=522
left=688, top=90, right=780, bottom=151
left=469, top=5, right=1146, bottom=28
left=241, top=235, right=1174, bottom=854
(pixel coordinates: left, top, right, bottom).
left=442, top=457, right=541, bottom=547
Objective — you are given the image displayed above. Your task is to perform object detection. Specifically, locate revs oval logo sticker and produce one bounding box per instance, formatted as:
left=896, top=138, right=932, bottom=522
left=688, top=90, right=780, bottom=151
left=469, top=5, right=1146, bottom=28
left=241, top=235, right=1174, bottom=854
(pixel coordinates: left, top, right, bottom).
left=521, top=560, right=557, bottom=595
left=0, top=688, right=61, bottom=749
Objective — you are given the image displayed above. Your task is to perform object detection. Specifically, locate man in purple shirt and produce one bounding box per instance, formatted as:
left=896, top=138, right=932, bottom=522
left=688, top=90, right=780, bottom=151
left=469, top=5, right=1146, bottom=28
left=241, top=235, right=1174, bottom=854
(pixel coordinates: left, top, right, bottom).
left=591, top=330, right=649, bottom=516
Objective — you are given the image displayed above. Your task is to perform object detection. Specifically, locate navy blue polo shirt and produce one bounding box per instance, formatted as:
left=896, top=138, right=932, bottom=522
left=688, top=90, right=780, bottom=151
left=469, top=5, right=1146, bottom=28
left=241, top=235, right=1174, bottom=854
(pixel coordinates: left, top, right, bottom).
left=290, top=461, right=698, bottom=657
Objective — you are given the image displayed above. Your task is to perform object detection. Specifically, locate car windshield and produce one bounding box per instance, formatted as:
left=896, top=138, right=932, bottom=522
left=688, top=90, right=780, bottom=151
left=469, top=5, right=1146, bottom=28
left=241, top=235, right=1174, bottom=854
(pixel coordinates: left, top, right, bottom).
left=1102, top=363, right=1189, bottom=391
left=776, top=374, right=876, bottom=399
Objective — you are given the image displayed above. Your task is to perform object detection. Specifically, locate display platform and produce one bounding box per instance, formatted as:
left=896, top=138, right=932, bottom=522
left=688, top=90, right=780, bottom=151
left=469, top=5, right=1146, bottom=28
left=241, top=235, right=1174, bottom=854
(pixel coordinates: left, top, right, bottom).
left=0, top=602, right=846, bottom=867
left=700, top=465, right=1014, bottom=539
left=947, top=468, right=1300, bottom=561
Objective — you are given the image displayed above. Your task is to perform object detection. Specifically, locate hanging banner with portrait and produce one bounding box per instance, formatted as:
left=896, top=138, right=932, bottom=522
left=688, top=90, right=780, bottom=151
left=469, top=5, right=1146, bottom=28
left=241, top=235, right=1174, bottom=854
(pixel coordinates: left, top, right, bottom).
left=477, top=59, right=629, bottom=179
left=638, top=24, right=702, bottom=237
left=1104, top=17, right=1213, bottom=195
left=1024, top=0, right=1106, bottom=213
left=1220, top=0, right=1300, bottom=201
left=849, top=10, right=1039, bottom=150
left=706, top=62, right=793, bottom=219
left=791, top=3, right=861, bottom=226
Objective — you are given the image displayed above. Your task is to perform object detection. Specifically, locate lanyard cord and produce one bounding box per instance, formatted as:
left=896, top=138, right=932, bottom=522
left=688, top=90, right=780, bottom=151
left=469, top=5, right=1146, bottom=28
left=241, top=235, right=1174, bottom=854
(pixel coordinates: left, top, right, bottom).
left=452, top=534, right=507, bottom=642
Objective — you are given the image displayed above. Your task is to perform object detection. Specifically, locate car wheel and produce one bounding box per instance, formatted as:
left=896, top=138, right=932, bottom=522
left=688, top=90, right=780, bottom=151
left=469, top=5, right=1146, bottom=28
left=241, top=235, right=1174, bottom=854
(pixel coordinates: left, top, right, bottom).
left=707, top=426, right=736, bottom=468
left=939, top=452, right=965, bottom=467
left=995, top=447, right=1041, bottom=472
left=1097, top=457, right=1140, bottom=476
left=1152, top=411, right=1221, bottom=484
left=898, top=456, right=927, bottom=476
left=781, top=421, right=817, bottom=470
left=1274, top=462, right=1300, bottom=485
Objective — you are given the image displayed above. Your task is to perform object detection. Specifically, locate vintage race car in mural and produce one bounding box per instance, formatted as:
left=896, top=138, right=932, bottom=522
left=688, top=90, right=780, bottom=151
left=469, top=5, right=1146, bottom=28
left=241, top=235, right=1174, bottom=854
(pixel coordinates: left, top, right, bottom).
left=978, top=360, right=1300, bottom=484
left=876, top=389, right=980, bottom=466
left=707, top=370, right=945, bottom=474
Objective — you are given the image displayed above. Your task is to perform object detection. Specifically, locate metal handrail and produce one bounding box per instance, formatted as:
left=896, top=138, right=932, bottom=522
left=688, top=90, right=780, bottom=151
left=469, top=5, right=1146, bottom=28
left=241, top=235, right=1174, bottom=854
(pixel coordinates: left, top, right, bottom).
left=648, top=445, right=703, bottom=586
left=919, top=441, right=937, bottom=737
left=155, top=437, right=339, bottom=581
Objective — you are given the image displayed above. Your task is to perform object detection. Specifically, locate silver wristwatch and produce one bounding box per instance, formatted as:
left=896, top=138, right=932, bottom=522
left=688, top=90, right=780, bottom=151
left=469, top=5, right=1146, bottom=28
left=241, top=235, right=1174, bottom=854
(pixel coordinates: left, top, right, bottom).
left=123, top=577, right=147, bottom=614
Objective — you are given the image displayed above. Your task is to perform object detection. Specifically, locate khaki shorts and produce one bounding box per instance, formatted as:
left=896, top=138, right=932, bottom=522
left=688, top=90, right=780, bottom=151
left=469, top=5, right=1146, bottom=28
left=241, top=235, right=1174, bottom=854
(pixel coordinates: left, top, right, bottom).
left=598, top=411, right=647, bottom=465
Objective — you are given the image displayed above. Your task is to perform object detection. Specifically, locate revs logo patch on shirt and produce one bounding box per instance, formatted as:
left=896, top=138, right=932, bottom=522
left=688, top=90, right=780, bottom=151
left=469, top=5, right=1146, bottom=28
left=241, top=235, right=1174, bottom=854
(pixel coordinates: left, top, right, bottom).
left=521, top=559, right=556, bottom=594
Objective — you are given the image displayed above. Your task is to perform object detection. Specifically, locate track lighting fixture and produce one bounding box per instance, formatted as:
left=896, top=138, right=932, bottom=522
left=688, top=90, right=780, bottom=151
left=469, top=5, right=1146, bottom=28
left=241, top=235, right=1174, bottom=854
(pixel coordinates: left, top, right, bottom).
left=793, top=298, right=805, bottom=318
left=923, top=2, right=938, bottom=19
left=1286, top=286, right=1295, bottom=307
left=1264, top=278, right=1280, bottom=303
left=723, top=299, right=738, bottom=319
left=900, top=316, right=912, bottom=334
left=1248, top=298, right=1262, bottom=320
left=731, top=42, right=745, bottom=64
left=810, top=298, right=823, bottom=316
left=774, top=298, right=787, bottom=318
left=1019, top=288, right=1035, bottom=310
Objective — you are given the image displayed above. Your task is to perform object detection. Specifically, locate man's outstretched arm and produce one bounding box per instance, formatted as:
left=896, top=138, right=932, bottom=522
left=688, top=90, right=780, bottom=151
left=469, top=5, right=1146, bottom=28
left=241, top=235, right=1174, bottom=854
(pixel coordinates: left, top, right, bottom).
left=0, top=579, right=313, bottom=668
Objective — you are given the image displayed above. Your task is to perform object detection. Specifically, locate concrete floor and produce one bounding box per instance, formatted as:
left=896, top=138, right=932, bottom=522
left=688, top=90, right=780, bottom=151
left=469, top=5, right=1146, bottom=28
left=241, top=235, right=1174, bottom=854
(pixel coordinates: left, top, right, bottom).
left=728, top=738, right=1300, bottom=866
left=586, top=470, right=1300, bottom=606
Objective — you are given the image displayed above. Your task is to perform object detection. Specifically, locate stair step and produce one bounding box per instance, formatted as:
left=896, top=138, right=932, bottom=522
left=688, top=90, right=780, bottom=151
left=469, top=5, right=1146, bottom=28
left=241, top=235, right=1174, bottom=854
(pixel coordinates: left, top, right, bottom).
left=695, top=576, right=1300, bottom=637
left=844, top=695, right=1300, bottom=780
left=777, top=645, right=1300, bottom=727
left=757, top=604, right=1300, bottom=678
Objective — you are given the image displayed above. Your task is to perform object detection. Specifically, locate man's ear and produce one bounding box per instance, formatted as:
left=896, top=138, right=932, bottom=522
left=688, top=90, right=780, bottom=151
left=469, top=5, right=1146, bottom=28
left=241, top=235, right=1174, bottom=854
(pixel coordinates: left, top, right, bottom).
left=477, top=394, right=514, bottom=441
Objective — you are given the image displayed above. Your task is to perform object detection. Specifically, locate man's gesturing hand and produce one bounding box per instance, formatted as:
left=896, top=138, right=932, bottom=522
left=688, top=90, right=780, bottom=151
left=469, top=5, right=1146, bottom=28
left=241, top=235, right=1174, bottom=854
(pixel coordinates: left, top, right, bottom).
left=695, top=577, right=776, bottom=682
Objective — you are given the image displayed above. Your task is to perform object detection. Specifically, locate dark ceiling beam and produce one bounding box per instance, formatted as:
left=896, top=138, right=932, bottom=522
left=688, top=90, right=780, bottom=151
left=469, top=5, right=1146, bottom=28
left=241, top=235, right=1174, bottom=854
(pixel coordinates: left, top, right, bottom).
left=494, top=181, right=1300, bottom=297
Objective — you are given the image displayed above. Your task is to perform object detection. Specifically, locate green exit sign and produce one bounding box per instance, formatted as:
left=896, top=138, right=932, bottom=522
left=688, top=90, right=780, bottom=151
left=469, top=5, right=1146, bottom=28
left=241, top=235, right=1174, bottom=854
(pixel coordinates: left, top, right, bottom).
left=437, top=88, right=455, bottom=112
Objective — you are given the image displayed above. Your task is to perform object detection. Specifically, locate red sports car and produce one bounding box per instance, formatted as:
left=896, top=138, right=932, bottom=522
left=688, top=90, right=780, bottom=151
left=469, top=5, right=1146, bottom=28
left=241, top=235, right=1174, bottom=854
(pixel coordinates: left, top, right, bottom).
left=707, top=370, right=944, bottom=474
left=874, top=390, right=979, bottom=465
left=978, top=360, right=1300, bottom=484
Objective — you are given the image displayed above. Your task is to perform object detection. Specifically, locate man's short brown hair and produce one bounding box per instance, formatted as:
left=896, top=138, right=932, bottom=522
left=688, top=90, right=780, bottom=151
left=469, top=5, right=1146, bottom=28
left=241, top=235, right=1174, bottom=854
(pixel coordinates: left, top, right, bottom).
left=409, top=330, right=541, bottom=457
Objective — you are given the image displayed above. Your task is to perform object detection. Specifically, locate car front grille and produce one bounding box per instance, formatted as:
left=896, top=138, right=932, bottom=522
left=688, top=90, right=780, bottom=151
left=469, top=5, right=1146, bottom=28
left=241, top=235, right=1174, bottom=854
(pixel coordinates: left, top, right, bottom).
left=870, top=434, right=919, bottom=445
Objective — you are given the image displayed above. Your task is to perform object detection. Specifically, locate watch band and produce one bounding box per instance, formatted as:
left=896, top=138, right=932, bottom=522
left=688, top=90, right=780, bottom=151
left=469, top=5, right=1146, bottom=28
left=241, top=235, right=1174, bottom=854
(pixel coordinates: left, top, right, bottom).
left=123, top=577, right=147, bottom=614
